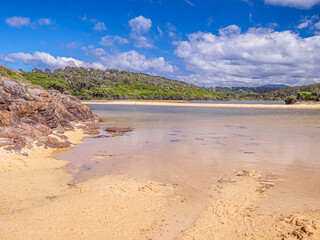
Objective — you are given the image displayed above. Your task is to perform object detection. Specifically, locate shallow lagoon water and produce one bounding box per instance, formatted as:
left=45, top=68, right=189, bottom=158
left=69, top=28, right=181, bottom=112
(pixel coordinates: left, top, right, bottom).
left=58, top=103, right=320, bottom=211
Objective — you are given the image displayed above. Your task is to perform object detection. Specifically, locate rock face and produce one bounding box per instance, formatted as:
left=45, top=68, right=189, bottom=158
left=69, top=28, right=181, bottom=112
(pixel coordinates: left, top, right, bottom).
left=0, top=77, right=99, bottom=155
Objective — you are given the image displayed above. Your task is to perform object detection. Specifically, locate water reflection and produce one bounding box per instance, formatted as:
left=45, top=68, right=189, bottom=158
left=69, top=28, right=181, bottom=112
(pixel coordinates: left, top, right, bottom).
left=57, top=104, right=320, bottom=208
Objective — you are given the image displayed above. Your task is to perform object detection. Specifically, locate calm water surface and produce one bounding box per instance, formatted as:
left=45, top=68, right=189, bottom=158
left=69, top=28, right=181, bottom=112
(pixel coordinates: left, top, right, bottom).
left=57, top=103, right=320, bottom=210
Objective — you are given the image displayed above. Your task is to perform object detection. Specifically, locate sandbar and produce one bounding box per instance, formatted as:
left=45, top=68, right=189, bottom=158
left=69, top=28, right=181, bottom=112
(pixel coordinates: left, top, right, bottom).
left=82, top=100, right=320, bottom=109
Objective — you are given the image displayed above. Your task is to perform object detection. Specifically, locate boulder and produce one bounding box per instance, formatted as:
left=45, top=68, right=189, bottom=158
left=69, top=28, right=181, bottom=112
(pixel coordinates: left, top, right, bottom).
left=36, top=136, right=72, bottom=148
left=0, top=77, right=98, bottom=153
left=105, top=127, right=133, bottom=136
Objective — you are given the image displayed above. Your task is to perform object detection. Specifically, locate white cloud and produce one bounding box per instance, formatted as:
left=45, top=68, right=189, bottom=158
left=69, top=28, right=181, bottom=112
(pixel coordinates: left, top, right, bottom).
left=218, top=25, right=241, bottom=36
left=105, top=51, right=175, bottom=73
left=1, top=52, right=99, bottom=69
left=185, top=0, right=194, bottom=6
left=207, top=17, right=213, bottom=27
left=298, top=19, right=313, bottom=29
left=5, top=17, right=31, bottom=28
left=65, top=41, right=82, bottom=49
left=242, top=0, right=254, bottom=6
left=100, top=35, right=129, bottom=47
left=1, top=49, right=176, bottom=75
left=38, top=18, right=52, bottom=26
left=84, top=47, right=175, bottom=73
left=5, top=16, right=52, bottom=28
left=298, top=15, right=320, bottom=33
left=129, top=16, right=152, bottom=34
left=264, top=0, right=320, bottom=9
left=129, top=16, right=154, bottom=48
left=82, top=15, right=87, bottom=21
left=314, top=21, right=320, bottom=29
left=157, top=25, right=163, bottom=37
left=175, top=26, right=320, bottom=86
left=132, top=36, right=154, bottom=48
left=94, top=22, right=107, bottom=31
left=166, top=22, right=179, bottom=39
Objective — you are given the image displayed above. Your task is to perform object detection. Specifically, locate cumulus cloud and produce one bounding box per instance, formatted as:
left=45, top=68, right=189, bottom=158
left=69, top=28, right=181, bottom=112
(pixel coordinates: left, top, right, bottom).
left=264, top=0, right=320, bottom=9
left=1, top=49, right=176, bottom=75
left=132, top=36, right=154, bottom=48
left=94, top=22, right=107, bottom=31
left=129, top=16, right=152, bottom=34
left=175, top=26, right=320, bottom=86
left=5, top=17, right=31, bottom=28
left=99, top=35, right=129, bottom=47
left=84, top=46, right=175, bottom=73
left=1, top=52, right=100, bottom=69
left=106, top=51, right=175, bottom=73
left=129, top=16, right=154, bottom=48
left=5, top=16, right=52, bottom=28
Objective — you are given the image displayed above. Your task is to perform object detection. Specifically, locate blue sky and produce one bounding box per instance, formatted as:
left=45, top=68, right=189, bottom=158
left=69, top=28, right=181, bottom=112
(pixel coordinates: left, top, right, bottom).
left=1, top=0, right=320, bottom=87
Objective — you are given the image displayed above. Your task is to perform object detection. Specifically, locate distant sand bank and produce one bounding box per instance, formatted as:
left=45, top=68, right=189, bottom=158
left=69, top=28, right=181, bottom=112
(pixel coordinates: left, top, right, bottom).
left=1, top=126, right=320, bottom=239
left=82, top=100, right=320, bottom=109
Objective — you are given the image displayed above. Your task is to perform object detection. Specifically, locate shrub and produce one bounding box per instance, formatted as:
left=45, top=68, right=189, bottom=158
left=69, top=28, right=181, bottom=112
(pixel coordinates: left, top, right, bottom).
left=285, top=95, right=298, bottom=104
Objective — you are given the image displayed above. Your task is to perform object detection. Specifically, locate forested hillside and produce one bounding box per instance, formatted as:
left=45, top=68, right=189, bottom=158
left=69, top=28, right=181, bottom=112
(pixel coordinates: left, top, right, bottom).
left=20, top=67, right=229, bottom=101
left=262, top=83, right=320, bottom=100
left=1, top=64, right=319, bottom=103
left=215, top=84, right=320, bottom=102
left=214, top=86, right=287, bottom=101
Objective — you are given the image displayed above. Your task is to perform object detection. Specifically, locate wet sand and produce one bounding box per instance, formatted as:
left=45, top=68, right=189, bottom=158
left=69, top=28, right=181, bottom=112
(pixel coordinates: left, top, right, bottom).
left=0, top=128, right=175, bottom=240
left=82, top=100, right=320, bottom=109
left=1, top=124, right=320, bottom=239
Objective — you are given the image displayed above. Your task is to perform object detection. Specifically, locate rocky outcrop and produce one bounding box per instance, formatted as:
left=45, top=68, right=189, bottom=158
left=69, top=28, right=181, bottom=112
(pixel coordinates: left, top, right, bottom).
left=0, top=77, right=99, bottom=155
left=105, top=127, right=133, bottom=136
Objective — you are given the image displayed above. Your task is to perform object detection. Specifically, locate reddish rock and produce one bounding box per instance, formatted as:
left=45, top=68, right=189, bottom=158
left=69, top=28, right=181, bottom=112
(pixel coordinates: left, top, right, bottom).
left=0, top=77, right=98, bottom=154
left=0, top=137, right=14, bottom=147
left=84, top=129, right=100, bottom=135
left=53, top=133, right=69, bottom=140
left=36, top=136, right=71, bottom=148
left=105, top=127, right=133, bottom=136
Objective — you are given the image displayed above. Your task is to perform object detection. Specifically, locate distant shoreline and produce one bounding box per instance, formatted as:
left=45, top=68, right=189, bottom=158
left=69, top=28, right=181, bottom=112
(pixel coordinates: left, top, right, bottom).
left=82, top=100, right=320, bottom=109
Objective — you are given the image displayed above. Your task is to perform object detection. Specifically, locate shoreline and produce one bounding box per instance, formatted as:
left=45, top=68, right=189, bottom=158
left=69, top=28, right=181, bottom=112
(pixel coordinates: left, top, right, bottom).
left=82, top=100, right=320, bottom=109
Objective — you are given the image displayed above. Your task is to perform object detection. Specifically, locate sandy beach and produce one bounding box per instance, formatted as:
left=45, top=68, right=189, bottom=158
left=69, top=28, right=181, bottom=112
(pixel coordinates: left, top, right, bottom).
left=82, top=100, right=320, bottom=109
left=1, top=125, right=320, bottom=239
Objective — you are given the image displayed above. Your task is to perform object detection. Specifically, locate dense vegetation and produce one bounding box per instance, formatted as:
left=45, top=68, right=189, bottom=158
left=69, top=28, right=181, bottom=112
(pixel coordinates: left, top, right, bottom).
left=284, top=91, right=320, bottom=104
left=0, top=65, right=23, bottom=80
left=264, top=84, right=320, bottom=102
left=0, top=64, right=319, bottom=103
left=215, top=84, right=320, bottom=103
left=214, top=86, right=287, bottom=101
left=20, top=67, right=229, bottom=101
